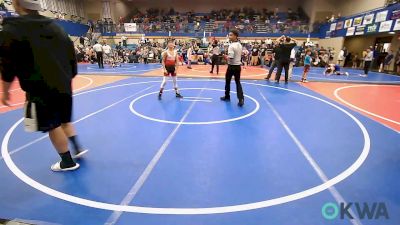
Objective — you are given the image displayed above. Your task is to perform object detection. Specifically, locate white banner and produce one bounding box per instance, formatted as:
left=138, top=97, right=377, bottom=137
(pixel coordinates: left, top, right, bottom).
left=393, top=19, right=400, bottom=31
left=363, top=14, right=375, bottom=25
left=379, top=20, right=393, bottom=32
left=353, top=16, right=363, bottom=26
left=376, top=10, right=388, bottom=22
left=344, top=19, right=353, bottom=28
left=346, top=27, right=355, bottom=36
left=124, top=23, right=137, bottom=32
left=330, top=23, right=337, bottom=31
left=355, top=26, right=365, bottom=35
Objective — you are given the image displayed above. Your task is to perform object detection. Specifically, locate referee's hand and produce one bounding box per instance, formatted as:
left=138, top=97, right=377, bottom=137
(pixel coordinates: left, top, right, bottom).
left=1, top=92, right=10, bottom=107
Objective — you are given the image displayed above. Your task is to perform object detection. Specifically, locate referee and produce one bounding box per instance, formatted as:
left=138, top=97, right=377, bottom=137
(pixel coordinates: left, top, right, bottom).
left=0, top=0, right=87, bottom=172
left=93, top=41, right=104, bottom=68
left=220, top=30, right=244, bottom=107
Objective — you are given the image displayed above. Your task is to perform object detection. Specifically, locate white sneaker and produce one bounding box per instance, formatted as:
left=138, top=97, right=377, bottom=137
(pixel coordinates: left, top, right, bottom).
left=345, top=72, right=349, bottom=76
left=51, top=161, right=80, bottom=172
left=73, top=149, right=89, bottom=159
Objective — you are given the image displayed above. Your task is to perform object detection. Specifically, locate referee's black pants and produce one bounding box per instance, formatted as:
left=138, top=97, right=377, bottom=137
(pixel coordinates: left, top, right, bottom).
left=211, top=55, right=220, bottom=73
left=225, top=65, right=244, bottom=100
left=364, top=61, right=372, bottom=75
left=96, top=51, right=104, bottom=68
left=276, top=59, right=290, bottom=82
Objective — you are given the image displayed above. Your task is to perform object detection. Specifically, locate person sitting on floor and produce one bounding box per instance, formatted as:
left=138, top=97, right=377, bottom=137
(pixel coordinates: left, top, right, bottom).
left=324, top=63, right=349, bottom=76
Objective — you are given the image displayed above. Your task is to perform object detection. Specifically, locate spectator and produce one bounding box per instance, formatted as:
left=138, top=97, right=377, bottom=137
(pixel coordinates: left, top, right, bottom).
left=360, top=48, right=373, bottom=77
left=380, top=50, right=394, bottom=72
left=395, top=47, right=400, bottom=74
left=396, top=54, right=400, bottom=75
left=251, top=45, right=259, bottom=66
left=337, top=47, right=346, bottom=66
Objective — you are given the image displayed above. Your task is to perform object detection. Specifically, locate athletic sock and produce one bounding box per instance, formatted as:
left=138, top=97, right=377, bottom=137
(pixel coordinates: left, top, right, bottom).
left=59, top=151, right=76, bottom=168
left=68, top=136, right=82, bottom=153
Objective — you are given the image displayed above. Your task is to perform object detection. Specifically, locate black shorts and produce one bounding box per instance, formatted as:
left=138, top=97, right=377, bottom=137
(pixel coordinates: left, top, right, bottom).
left=164, top=65, right=176, bottom=76
left=25, top=93, right=73, bottom=132
left=304, top=64, right=311, bottom=73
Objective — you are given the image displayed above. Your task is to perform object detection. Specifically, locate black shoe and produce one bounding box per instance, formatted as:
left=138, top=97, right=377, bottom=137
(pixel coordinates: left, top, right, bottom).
left=210, top=71, right=213, bottom=74
left=238, top=99, right=244, bottom=107
left=158, top=92, right=162, bottom=100
left=285, top=80, right=289, bottom=84
left=264, top=77, right=270, bottom=81
left=176, top=93, right=183, bottom=98
left=220, top=96, right=230, bottom=101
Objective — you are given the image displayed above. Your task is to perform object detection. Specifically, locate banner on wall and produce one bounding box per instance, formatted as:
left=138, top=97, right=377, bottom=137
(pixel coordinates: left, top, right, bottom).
left=326, top=30, right=332, bottom=38
left=366, top=23, right=379, bottom=33
left=363, top=14, right=375, bottom=25
left=344, top=19, right=353, bottom=28
left=391, top=10, right=400, bottom=20
left=376, top=10, right=388, bottom=22
left=379, top=20, right=393, bottom=32
left=330, top=23, right=337, bottom=31
left=393, top=19, right=400, bottom=31
left=346, top=27, right=355, bottom=36
left=353, top=16, right=363, bottom=26
left=336, top=21, right=344, bottom=30
left=355, top=26, right=365, bottom=35
left=124, top=23, right=137, bottom=32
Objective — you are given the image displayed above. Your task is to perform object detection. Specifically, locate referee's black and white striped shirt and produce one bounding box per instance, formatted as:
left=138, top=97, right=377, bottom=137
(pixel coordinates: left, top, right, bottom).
left=228, top=41, right=242, bottom=65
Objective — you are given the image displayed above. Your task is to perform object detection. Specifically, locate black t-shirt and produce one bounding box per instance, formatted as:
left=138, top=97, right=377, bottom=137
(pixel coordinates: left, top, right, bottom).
left=252, top=48, right=259, bottom=56
left=273, top=46, right=281, bottom=61
left=279, top=43, right=296, bottom=61
left=0, top=14, right=77, bottom=95
left=260, top=48, right=267, bottom=56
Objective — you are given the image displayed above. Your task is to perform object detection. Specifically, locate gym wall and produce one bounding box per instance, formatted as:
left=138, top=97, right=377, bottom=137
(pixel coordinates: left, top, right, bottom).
left=317, top=37, right=345, bottom=62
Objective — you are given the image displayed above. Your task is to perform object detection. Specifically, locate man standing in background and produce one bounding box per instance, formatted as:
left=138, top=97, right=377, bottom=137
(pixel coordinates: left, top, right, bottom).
left=102, top=41, right=112, bottom=63
left=209, top=40, right=221, bottom=75
left=186, top=44, right=193, bottom=69
left=360, top=48, right=373, bottom=77
left=93, top=41, right=104, bottom=68
left=259, top=44, right=267, bottom=68
left=121, top=35, right=127, bottom=47
left=394, top=47, right=400, bottom=74
left=337, top=47, right=346, bottom=66
left=251, top=44, right=259, bottom=66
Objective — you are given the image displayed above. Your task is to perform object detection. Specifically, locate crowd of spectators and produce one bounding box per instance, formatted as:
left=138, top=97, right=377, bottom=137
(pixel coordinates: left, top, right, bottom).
left=74, top=35, right=400, bottom=75
left=93, top=7, right=310, bottom=35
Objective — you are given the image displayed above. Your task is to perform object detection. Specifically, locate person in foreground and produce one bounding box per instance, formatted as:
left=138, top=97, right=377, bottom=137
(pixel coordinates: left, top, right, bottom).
left=0, top=0, right=88, bottom=172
